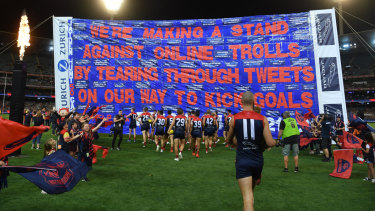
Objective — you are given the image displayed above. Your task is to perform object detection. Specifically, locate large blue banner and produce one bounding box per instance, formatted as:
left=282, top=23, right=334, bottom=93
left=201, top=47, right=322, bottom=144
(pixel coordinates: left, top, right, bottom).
left=69, top=12, right=319, bottom=136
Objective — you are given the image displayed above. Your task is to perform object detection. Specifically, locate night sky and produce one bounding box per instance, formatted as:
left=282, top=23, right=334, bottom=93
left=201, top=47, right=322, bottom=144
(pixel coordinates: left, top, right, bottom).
left=1, top=0, right=375, bottom=38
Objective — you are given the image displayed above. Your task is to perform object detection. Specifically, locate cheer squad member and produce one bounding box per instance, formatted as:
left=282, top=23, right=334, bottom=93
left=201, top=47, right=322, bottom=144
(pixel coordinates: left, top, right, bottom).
left=168, top=108, right=187, bottom=161
left=153, top=110, right=167, bottom=152
left=60, top=122, right=80, bottom=157
left=166, top=110, right=174, bottom=152
left=190, top=110, right=203, bottom=158
left=362, top=132, right=375, bottom=183
left=203, top=111, right=217, bottom=153
left=227, top=91, right=275, bottom=211
left=126, top=108, right=138, bottom=142
left=79, top=118, right=107, bottom=181
left=137, top=107, right=154, bottom=147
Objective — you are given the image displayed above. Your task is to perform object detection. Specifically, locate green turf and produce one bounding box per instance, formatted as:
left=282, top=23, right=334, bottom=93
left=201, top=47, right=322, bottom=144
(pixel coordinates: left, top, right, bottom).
left=0, top=128, right=374, bottom=211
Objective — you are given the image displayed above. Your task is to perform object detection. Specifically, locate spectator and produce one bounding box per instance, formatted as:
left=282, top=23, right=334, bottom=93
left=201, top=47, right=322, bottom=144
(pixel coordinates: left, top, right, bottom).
left=23, top=109, right=33, bottom=126
left=31, top=111, right=44, bottom=150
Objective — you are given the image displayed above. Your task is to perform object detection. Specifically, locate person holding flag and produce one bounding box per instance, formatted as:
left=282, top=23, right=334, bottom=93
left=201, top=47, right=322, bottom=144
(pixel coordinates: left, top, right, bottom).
left=79, top=118, right=107, bottom=181
left=227, top=91, right=275, bottom=211
left=277, top=111, right=301, bottom=173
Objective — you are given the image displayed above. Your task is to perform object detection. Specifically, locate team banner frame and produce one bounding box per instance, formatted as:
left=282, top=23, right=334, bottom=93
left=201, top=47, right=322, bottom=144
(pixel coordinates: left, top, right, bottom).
left=53, top=9, right=347, bottom=136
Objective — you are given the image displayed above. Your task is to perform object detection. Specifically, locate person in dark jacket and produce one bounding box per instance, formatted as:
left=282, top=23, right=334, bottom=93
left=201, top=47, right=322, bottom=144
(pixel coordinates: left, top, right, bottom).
left=23, top=109, right=33, bottom=126
left=50, top=108, right=58, bottom=135
left=31, top=111, right=44, bottom=149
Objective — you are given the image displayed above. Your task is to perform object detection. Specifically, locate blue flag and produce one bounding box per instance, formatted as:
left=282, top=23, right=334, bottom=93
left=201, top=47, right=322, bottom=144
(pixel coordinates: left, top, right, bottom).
left=18, top=150, right=88, bottom=194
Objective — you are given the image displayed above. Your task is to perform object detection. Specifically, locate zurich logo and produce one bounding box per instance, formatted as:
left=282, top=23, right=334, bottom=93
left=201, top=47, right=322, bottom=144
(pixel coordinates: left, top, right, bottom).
left=58, top=60, right=68, bottom=72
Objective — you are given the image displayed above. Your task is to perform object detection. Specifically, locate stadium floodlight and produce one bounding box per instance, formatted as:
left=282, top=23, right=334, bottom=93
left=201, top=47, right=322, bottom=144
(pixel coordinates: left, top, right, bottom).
left=103, top=0, right=124, bottom=19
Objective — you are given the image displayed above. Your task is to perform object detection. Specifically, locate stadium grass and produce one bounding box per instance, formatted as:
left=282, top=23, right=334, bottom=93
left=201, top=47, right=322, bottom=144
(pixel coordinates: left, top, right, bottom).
left=0, top=115, right=374, bottom=210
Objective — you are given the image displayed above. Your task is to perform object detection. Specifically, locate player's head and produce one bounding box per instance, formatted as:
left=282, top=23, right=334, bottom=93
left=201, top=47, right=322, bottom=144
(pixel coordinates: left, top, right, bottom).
left=118, top=110, right=123, bottom=115
left=282, top=111, right=290, bottom=119
left=177, top=108, right=183, bottom=115
left=241, top=91, right=254, bottom=107
left=188, top=111, right=191, bottom=116
left=159, top=110, right=163, bottom=115
left=131, top=108, right=135, bottom=112
left=227, top=109, right=231, bottom=114
left=206, top=109, right=211, bottom=114
left=195, top=110, right=200, bottom=117
left=144, top=107, right=148, bottom=112
left=168, top=110, right=172, bottom=115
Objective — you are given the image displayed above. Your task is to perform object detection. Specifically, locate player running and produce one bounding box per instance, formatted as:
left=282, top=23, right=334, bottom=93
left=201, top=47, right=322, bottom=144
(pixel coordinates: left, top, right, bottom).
left=153, top=110, right=167, bottom=152
left=203, top=111, right=217, bottom=153
left=167, top=108, right=187, bottom=161
left=190, top=110, right=203, bottom=158
left=126, top=108, right=138, bottom=143
left=225, top=110, right=234, bottom=147
left=137, top=107, right=154, bottom=147
left=165, top=110, right=174, bottom=152
left=227, top=91, right=275, bottom=211
left=150, top=110, right=157, bottom=141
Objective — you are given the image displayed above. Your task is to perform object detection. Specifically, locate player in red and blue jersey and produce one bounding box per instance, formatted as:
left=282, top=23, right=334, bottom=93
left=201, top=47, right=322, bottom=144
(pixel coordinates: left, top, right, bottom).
left=167, top=108, right=187, bottom=161
left=153, top=110, right=167, bottom=152
left=165, top=110, right=175, bottom=152
left=126, top=108, right=138, bottom=143
left=227, top=91, right=275, bottom=211
left=136, top=107, right=154, bottom=148
left=203, top=111, right=217, bottom=154
left=225, top=110, right=234, bottom=147
left=190, top=110, right=203, bottom=158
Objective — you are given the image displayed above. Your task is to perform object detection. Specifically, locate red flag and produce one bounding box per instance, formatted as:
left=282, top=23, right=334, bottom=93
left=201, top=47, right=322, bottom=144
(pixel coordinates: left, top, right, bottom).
left=295, top=111, right=309, bottom=127
left=90, top=105, right=106, bottom=118
left=330, top=149, right=353, bottom=179
left=303, top=109, right=316, bottom=120
left=82, top=102, right=90, bottom=115
left=299, top=137, right=318, bottom=147
left=102, top=121, right=113, bottom=128
left=342, top=131, right=363, bottom=149
left=0, top=117, right=49, bottom=158
left=92, top=145, right=109, bottom=164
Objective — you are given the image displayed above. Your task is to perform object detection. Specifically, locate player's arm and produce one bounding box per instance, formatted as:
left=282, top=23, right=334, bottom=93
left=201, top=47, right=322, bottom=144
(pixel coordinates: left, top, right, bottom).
left=263, top=116, right=276, bottom=147
left=227, top=117, right=236, bottom=146
left=202, top=117, right=206, bottom=128
left=153, top=116, right=158, bottom=127
left=185, top=118, right=188, bottom=133
left=150, top=115, right=155, bottom=122
left=136, top=115, right=143, bottom=125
